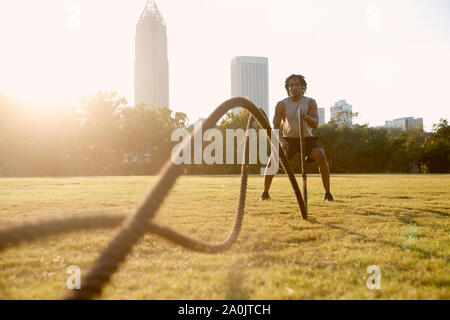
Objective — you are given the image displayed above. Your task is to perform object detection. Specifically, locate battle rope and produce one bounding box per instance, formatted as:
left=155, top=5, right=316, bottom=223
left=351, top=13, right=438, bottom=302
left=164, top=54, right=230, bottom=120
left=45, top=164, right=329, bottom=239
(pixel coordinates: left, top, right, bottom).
left=0, top=97, right=306, bottom=299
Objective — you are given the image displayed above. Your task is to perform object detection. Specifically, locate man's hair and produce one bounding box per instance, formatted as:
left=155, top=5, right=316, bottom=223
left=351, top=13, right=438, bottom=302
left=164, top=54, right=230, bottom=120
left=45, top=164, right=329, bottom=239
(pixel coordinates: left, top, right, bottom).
left=285, top=74, right=307, bottom=95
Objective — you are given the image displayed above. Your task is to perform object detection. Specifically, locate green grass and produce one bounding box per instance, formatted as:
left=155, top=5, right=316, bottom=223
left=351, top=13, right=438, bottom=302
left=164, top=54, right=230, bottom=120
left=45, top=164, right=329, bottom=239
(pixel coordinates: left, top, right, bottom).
left=0, top=174, right=449, bottom=299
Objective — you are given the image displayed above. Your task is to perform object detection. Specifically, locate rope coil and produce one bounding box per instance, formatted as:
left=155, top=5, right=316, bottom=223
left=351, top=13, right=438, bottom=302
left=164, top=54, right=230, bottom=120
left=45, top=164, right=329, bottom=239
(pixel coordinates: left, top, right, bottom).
left=0, top=97, right=306, bottom=299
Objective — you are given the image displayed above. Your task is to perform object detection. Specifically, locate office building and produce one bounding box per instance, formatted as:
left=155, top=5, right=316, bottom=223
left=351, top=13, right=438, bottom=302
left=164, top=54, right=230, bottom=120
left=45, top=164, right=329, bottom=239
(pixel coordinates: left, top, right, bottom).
left=231, top=56, right=269, bottom=118
left=330, top=99, right=353, bottom=127
left=384, top=117, right=423, bottom=131
left=134, top=0, right=169, bottom=109
left=318, top=107, right=325, bottom=126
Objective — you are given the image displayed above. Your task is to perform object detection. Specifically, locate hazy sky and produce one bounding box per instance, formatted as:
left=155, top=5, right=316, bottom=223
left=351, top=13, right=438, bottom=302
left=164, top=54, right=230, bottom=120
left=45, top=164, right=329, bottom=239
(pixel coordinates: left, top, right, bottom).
left=0, top=0, right=449, bottom=130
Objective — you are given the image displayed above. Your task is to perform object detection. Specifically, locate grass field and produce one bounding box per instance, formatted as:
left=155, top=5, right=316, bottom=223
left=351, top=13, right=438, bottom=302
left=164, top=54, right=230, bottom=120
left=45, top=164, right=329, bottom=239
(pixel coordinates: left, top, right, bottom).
left=0, top=174, right=449, bottom=299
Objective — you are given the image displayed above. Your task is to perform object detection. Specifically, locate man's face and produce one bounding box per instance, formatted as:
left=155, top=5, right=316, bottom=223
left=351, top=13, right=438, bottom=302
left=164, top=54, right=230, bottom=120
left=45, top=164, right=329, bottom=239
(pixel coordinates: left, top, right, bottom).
left=287, top=78, right=303, bottom=97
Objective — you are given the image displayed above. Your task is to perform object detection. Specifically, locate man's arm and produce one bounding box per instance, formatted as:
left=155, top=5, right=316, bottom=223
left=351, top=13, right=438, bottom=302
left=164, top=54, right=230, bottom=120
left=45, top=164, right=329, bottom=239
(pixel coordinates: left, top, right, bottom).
left=273, top=101, right=285, bottom=130
left=303, top=98, right=319, bottom=128
left=272, top=101, right=287, bottom=149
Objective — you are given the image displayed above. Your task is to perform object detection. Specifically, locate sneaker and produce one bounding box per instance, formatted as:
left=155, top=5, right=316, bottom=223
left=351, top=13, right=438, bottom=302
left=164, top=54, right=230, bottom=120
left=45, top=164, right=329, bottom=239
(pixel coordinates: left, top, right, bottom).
left=324, top=192, right=334, bottom=202
left=260, top=191, right=271, bottom=201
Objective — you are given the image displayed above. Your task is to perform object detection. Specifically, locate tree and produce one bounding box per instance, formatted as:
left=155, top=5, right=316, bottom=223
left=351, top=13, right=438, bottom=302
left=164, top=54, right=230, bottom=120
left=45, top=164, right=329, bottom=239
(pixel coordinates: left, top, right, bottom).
left=74, top=91, right=127, bottom=174
left=421, top=119, right=450, bottom=173
left=117, top=104, right=189, bottom=174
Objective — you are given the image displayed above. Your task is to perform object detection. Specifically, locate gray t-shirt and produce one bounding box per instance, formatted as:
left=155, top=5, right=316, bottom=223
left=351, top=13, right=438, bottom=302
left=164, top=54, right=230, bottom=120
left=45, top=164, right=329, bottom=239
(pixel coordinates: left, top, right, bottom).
left=282, top=96, right=313, bottom=138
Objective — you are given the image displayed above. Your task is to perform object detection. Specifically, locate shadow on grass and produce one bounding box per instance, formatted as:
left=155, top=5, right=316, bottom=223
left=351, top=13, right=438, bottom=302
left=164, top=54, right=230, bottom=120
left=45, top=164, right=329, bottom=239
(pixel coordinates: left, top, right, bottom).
left=346, top=195, right=364, bottom=199
left=224, top=260, right=249, bottom=300
left=354, top=210, right=390, bottom=218
left=386, top=196, right=411, bottom=199
left=422, top=208, right=449, bottom=217
left=397, top=214, right=423, bottom=227
left=324, top=203, right=445, bottom=227
left=309, top=220, right=449, bottom=263
left=376, top=204, right=449, bottom=218
left=290, top=225, right=320, bottom=232
left=397, top=206, right=449, bottom=218
left=419, top=279, right=450, bottom=288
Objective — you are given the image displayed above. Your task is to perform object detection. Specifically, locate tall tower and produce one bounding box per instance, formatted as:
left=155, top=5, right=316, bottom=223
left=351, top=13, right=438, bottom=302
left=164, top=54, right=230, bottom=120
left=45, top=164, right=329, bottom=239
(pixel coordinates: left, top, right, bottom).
left=231, top=56, right=269, bottom=118
left=134, top=0, right=169, bottom=109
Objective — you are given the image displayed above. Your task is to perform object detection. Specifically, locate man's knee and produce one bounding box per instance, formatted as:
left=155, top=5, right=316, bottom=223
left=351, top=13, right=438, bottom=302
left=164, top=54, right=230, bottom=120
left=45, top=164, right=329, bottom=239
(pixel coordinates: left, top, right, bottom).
left=265, top=158, right=280, bottom=176
left=310, top=148, right=327, bottom=163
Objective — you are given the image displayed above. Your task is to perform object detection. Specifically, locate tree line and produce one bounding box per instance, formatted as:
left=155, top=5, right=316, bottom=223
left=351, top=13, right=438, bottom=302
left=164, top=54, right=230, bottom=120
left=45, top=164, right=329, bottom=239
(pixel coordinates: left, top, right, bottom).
left=0, top=92, right=448, bottom=176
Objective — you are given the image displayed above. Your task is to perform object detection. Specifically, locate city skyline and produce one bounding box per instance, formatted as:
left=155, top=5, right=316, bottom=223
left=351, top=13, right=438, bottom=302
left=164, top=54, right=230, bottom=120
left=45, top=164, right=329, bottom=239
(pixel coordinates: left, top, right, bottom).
left=0, top=0, right=449, bottom=131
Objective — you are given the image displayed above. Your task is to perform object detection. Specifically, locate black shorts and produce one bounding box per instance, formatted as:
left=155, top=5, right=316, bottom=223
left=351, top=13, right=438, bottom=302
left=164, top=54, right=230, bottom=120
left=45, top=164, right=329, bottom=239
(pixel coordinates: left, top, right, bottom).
left=284, top=137, right=321, bottom=163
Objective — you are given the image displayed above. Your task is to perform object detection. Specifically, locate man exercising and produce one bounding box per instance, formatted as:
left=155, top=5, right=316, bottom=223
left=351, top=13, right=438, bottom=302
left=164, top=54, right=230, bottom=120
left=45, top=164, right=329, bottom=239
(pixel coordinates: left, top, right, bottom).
left=260, top=74, right=334, bottom=202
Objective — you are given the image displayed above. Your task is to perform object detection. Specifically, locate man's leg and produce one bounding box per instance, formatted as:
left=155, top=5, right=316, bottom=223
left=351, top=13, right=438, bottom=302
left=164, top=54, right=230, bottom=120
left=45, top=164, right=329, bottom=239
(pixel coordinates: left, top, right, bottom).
left=261, top=160, right=275, bottom=200
left=309, top=148, right=332, bottom=196
left=264, top=172, right=274, bottom=193
left=261, top=142, right=291, bottom=200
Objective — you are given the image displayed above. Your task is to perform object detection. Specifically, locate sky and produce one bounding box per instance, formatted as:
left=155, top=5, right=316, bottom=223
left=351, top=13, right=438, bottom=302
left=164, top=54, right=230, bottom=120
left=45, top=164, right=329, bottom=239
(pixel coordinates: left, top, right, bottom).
left=0, top=0, right=449, bottom=131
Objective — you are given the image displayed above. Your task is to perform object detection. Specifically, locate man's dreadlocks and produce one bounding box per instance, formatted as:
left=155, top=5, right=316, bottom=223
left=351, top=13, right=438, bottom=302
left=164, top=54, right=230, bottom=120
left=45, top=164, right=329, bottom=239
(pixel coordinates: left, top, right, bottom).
left=285, top=74, right=307, bottom=95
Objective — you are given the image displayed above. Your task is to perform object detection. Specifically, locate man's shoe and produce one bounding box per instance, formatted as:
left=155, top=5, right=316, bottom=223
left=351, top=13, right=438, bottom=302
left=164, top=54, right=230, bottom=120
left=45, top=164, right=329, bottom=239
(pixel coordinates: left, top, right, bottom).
left=324, top=192, right=334, bottom=202
left=260, top=191, right=271, bottom=201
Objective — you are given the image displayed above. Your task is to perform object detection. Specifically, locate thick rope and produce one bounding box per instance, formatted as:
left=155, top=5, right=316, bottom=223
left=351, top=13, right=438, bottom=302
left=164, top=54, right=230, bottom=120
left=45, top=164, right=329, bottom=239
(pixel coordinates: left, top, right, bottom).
left=0, top=97, right=306, bottom=299
left=0, top=213, right=126, bottom=252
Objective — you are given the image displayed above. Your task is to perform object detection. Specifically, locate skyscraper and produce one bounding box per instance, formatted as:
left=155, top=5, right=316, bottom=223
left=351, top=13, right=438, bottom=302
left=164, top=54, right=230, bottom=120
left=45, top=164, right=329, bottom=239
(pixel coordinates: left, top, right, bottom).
left=231, top=56, right=269, bottom=118
left=330, top=99, right=353, bottom=127
left=134, top=0, right=169, bottom=109
left=318, top=107, right=325, bottom=126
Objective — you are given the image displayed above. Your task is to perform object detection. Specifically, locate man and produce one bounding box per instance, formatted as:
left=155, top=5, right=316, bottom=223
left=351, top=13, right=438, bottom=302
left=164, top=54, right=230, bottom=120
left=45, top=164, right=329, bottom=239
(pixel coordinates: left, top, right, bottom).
left=261, top=74, right=334, bottom=201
